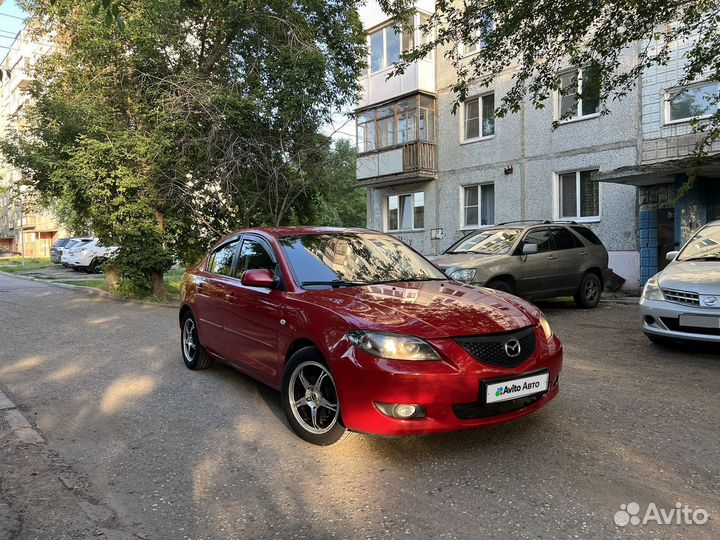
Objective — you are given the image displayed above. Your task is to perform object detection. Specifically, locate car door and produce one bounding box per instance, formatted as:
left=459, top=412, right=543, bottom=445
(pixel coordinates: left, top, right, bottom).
left=548, top=226, right=587, bottom=294
left=515, top=227, right=560, bottom=297
left=223, top=235, right=283, bottom=383
left=194, top=239, right=240, bottom=356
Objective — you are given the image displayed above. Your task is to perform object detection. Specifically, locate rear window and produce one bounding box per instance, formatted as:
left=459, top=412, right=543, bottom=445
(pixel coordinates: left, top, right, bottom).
left=53, top=239, right=71, bottom=248
left=571, top=226, right=603, bottom=246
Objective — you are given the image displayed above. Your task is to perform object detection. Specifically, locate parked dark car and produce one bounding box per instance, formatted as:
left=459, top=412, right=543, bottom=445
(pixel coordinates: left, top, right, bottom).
left=179, top=227, right=562, bottom=445
left=50, top=238, right=73, bottom=264
left=431, top=221, right=612, bottom=308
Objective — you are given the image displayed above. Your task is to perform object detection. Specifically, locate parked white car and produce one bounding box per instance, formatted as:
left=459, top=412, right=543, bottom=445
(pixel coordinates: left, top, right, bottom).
left=66, top=238, right=118, bottom=273
left=641, top=220, right=720, bottom=345
left=60, top=238, right=94, bottom=267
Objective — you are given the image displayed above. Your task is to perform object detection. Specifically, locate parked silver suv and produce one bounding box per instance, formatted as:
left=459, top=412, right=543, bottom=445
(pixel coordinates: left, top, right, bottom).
left=431, top=221, right=612, bottom=308
left=641, top=220, right=720, bottom=345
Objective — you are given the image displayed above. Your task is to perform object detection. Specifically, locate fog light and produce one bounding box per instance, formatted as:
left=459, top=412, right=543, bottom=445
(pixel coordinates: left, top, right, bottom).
left=644, top=315, right=655, bottom=325
left=375, top=402, right=426, bottom=419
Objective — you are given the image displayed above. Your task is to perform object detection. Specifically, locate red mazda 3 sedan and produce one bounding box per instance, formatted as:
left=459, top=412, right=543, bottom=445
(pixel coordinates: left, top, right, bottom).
left=179, top=227, right=563, bottom=445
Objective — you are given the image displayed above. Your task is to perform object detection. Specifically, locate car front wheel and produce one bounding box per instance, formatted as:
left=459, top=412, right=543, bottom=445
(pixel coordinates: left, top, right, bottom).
left=574, top=272, right=601, bottom=308
left=281, top=347, right=350, bottom=445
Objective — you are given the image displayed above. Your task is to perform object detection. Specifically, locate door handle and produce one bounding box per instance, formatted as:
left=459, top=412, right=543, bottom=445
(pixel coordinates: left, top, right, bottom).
left=547, top=255, right=557, bottom=260
left=579, top=250, right=588, bottom=256
left=224, top=293, right=236, bottom=302
left=197, top=283, right=205, bottom=293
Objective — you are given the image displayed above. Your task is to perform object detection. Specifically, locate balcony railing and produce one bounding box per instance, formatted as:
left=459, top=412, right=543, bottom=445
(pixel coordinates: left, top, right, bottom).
left=402, top=140, right=436, bottom=173
left=357, top=140, right=437, bottom=187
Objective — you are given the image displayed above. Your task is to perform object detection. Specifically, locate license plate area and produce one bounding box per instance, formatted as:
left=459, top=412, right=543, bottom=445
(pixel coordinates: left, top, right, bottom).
left=482, top=370, right=550, bottom=405
left=679, top=314, right=720, bottom=329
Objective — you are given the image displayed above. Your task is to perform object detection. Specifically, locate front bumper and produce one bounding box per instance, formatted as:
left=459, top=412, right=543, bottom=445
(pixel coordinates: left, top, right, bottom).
left=640, top=297, right=720, bottom=343
left=332, top=328, right=563, bottom=436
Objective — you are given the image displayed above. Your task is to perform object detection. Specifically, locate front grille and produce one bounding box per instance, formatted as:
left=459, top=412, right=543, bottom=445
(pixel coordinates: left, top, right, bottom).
left=660, top=317, right=720, bottom=336
left=454, top=326, right=536, bottom=368
left=453, top=393, right=543, bottom=420
left=662, top=288, right=700, bottom=306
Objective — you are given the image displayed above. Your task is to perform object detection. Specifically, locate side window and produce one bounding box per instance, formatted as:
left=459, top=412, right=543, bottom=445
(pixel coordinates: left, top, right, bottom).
left=520, top=228, right=554, bottom=253
left=237, top=239, right=275, bottom=275
left=550, top=228, right=582, bottom=250
left=207, top=241, right=238, bottom=276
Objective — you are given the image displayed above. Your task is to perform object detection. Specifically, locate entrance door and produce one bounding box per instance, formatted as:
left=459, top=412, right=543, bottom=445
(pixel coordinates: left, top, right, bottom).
left=657, top=208, right=675, bottom=271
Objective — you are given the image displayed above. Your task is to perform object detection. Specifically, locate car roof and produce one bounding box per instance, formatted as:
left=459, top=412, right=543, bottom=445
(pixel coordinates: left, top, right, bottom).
left=214, top=226, right=381, bottom=245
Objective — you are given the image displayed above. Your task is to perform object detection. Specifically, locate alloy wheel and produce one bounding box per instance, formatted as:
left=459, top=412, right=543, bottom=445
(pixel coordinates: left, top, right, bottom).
left=182, top=318, right=197, bottom=362
left=584, top=278, right=599, bottom=303
left=288, top=361, right=340, bottom=435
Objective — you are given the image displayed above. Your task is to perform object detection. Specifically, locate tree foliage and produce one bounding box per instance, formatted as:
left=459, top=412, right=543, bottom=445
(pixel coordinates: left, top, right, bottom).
left=382, top=0, right=720, bottom=150
left=2, top=0, right=366, bottom=293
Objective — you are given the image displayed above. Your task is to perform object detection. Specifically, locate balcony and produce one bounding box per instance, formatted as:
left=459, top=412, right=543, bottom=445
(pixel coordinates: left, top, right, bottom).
left=357, top=141, right=437, bottom=187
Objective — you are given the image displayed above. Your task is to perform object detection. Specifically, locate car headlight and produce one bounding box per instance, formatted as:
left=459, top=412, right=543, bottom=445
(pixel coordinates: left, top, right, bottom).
left=347, top=331, right=440, bottom=361
left=539, top=314, right=553, bottom=341
left=642, top=275, right=664, bottom=301
left=449, top=268, right=476, bottom=283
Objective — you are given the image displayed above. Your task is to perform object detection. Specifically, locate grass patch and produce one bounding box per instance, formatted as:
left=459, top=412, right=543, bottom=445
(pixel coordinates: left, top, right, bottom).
left=0, top=257, right=55, bottom=273
left=59, top=269, right=185, bottom=303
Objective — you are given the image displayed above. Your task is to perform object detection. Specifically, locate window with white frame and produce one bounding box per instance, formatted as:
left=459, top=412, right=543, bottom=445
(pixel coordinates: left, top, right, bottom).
left=369, top=20, right=415, bottom=73
left=558, top=170, right=599, bottom=219
left=387, top=192, right=425, bottom=231
left=665, top=81, right=719, bottom=124
left=463, top=184, right=495, bottom=228
left=464, top=93, right=495, bottom=140
left=557, top=67, right=600, bottom=121
left=459, top=17, right=494, bottom=56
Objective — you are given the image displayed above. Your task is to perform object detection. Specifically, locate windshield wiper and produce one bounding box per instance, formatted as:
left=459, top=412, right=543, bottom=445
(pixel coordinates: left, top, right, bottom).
left=301, top=279, right=365, bottom=288
left=366, top=277, right=447, bottom=285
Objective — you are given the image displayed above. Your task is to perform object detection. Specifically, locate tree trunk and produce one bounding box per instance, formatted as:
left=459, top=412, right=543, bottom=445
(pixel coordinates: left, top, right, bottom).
left=104, top=264, right=120, bottom=292
left=151, top=270, right=166, bottom=297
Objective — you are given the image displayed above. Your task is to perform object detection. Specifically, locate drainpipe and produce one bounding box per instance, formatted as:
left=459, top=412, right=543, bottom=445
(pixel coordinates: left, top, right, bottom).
left=19, top=194, right=25, bottom=267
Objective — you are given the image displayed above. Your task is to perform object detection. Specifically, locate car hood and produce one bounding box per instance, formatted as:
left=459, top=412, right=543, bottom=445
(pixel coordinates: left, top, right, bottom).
left=659, top=260, right=720, bottom=293
left=429, top=252, right=506, bottom=271
left=304, top=280, right=539, bottom=338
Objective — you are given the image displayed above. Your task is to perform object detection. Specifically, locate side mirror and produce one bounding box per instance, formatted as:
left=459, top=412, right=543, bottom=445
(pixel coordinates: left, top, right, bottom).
left=241, top=268, right=275, bottom=288
left=522, top=243, right=539, bottom=255
left=666, top=251, right=679, bottom=262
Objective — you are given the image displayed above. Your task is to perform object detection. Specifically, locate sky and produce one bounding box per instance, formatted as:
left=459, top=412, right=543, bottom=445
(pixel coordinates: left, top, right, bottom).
left=0, top=0, right=28, bottom=63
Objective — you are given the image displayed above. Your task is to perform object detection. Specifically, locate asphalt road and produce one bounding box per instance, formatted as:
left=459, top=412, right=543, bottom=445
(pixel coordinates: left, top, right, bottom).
left=0, top=272, right=719, bottom=540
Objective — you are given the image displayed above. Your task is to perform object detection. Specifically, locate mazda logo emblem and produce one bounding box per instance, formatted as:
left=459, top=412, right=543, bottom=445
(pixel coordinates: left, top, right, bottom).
left=703, top=296, right=718, bottom=307
left=504, top=338, right=521, bottom=357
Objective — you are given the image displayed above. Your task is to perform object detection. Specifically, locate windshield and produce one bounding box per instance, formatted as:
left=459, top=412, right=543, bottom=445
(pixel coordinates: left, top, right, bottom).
left=677, top=224, right=720, bottom=261
left=279, top=233, right=446, bottom=289
left=447, top=228, right=521, bottom=255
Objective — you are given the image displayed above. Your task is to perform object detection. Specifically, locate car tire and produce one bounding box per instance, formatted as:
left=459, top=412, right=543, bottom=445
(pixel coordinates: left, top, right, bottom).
left=181, top=312, right=214, bottom=370
left=281, top=347, right=351, bottom=446
left=486, top=279, right=515, bottom=295
left=574, top=272, right=601, bottom=309
left=89, top=258, right=103, bottom=274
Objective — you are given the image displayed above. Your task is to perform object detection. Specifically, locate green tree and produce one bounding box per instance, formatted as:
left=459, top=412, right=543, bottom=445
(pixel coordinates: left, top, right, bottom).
left=295, top=139, right=367, bottom=228
left=2, top=0, right=366, bottom=294
left=382, top=0, right=720, bottom=151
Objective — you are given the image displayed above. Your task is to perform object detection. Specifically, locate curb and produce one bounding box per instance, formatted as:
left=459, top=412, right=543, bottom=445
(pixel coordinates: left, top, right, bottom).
left=0, top=389, right=44, bottom=445
left=600, top=296, right=640, bottom=305
left=0, top=271, right=179, bottom=310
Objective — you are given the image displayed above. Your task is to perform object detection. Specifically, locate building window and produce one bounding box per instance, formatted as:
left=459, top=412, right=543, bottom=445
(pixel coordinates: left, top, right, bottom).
left=666, top=81, right=719, bottom=124
left=356, top=95, right=435, bottom=153
left=464, top=93, right=495, bottom=140
left=463, top=184, right=495, bottom=228
left=387, top=192, right=424, bottom=231
left=558, top=170, right=599, bottom=219
left=459, top=18, right=494, bottom=56
left=369, top=22, right=414, bottom=73
left=557, top=67, right=600, bottom=121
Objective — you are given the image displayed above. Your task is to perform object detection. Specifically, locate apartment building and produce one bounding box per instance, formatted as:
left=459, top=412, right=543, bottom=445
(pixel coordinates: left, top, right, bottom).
left=597, top=36, right=720, bottom=284
left=0, top=26, right=62, bottom=257
left=355, top=0, right=640, bottom=289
